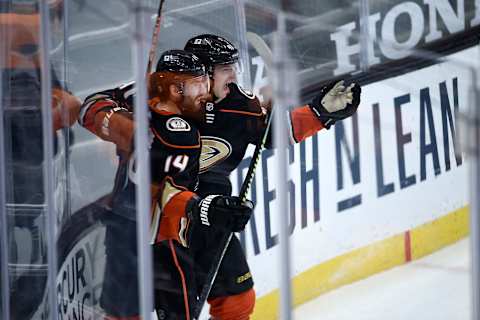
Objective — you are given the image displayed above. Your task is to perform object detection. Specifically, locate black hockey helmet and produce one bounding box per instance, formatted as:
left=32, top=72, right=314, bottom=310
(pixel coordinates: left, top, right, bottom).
left=155, top=49, right=206, bottom=77
left=184, top=34, right=239, bottom=72
left=151, top=50, right=208, bottom=101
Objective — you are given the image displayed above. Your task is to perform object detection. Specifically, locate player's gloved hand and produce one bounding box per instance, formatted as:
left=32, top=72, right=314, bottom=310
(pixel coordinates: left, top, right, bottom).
left=195, top=195, right=254, bottom=232
left=113, top=81, right=135, bottom=110
left=79, top=89, right=129, bottom=127
left=309, top=80, right=361, bottom=129
left=82, top=82, right=134, bottom=111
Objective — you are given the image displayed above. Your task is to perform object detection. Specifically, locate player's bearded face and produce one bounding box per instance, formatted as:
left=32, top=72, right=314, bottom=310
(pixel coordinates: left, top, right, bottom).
left=212, top=64, right=238, bottom=99
left=181, top=75, right=210, bottom=117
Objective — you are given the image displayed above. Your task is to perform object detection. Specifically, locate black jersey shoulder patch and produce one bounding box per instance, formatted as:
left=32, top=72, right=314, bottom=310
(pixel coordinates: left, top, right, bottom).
left=151, top=113, right=200, bottom=149
left=216, top=83, right=262, bottom=115
left=166, top=117, right=191, bottom=132
left=236, top=84, right=255, bottom=100
left=228, top=82, right=255, bottom=100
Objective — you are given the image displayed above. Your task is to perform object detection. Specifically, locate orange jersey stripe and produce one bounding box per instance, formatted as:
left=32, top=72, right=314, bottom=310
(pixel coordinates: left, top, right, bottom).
left=169, top=240, right=191, bottom=320
left=152, top=127, right=201, bottom=149
left=218, top=109, right=263, bottom=117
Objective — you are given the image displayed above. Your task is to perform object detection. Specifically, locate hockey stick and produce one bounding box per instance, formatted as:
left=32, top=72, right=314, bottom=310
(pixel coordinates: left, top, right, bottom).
left=192, top=31, right=274, bottom=320
left=238, top=32, right=274, bottom=201
left=147, top=0, right=166, bottom=74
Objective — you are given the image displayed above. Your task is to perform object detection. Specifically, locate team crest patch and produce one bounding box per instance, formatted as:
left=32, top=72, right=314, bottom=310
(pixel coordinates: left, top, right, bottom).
left=199, top=136, right=232, bottom=173
left=166, top=117, right=191, bottom=132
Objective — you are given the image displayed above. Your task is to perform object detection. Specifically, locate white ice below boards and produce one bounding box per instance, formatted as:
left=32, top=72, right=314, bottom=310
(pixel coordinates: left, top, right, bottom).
left=294, top=238, right=471, bottom=320
left=150, top=239, right=470, bottom=320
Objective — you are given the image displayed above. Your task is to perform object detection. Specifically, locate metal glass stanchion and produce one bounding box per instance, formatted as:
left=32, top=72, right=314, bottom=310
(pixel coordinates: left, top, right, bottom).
left=131, top=2, right=154, bottom=319
left=39, top=1, right=59, bottom=319
left=272, top=11, right=296, bottom=320
left=469, top=66, right=480, bottom=320
left=0, top=20, right=11, bottom=320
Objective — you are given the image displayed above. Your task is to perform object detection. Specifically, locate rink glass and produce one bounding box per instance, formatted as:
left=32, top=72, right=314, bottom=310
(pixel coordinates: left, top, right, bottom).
left=0, top=0, right=478, bottom=319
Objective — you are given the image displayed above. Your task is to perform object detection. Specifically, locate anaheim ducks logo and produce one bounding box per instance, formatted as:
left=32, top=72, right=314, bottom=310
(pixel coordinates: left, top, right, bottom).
left=200, top=136, right=232, bottom=173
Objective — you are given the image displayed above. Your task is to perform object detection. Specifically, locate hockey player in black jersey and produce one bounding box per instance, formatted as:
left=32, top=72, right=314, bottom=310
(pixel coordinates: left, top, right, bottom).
left=185, top=34, right=360, bottom=320
left=96, top=49, right=253, bottom=320
left=79, top=35, right=360, bottom=320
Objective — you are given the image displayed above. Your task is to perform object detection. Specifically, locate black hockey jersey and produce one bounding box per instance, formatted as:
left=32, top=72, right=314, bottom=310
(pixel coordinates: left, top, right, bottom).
left=80, top=81, right=324, bottom=203
left=196, top=83, right=266, bottom=197
left=113, top=108, right=201, bottom=246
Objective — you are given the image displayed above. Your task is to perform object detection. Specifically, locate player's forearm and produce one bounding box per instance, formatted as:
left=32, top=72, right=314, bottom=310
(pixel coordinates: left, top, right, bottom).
left=93, top=110, right=134, bottom=153
left=80, top=95, right=134, bottom=153
left=289, top=105, right=325, bottom=143
left=262, top=104, right=325, bottom=149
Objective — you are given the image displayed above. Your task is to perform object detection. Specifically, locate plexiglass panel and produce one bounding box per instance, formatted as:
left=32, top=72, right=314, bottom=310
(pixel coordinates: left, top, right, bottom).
left=0, top=1, right=478, bottom=319
left=242, top=1, right=476, bottom=319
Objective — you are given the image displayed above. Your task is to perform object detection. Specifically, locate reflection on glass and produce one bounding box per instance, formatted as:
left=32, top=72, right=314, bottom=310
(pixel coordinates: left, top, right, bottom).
left=1, top=1, right=81, bottom=318
left=0, top=0, right=476, bottom=319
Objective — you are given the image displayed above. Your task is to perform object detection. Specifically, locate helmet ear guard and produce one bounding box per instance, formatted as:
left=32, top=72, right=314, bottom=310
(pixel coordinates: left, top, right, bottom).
left=149, top=72, right=192, bottom=100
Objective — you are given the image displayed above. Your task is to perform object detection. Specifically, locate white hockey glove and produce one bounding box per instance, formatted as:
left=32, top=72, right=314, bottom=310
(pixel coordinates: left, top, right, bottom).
left=309, top=80, right=361, bottom=129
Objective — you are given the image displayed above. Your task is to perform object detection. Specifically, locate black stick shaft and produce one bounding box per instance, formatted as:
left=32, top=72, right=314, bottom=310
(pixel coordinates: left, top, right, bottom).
left=193, top=111, right=273, bottom=319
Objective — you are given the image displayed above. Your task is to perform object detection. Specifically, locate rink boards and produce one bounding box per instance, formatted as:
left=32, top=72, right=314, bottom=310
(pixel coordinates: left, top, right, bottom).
left=240, top=46, right=476, bottom=319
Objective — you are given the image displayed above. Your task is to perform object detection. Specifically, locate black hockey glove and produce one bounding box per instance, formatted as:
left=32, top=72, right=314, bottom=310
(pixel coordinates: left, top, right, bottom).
left=309, top=80, right=361, bottom=129
left=195, top=195, right=254, bottom=232
left=113, top=81, right=135, bottom=110
left=82, top=82, right=134, bottom=113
